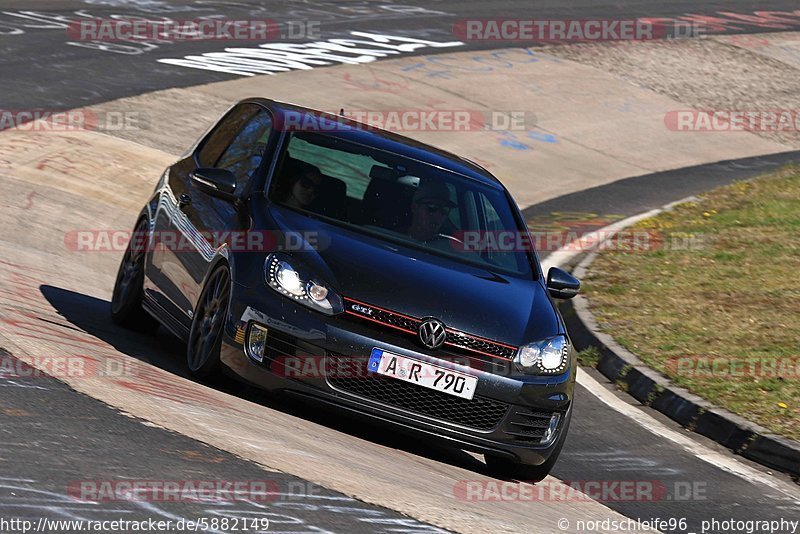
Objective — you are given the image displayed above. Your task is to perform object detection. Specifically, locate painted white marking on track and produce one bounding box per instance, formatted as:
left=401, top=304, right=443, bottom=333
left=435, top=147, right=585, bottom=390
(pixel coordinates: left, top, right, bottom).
left=577, top=369, right=800, bottom=502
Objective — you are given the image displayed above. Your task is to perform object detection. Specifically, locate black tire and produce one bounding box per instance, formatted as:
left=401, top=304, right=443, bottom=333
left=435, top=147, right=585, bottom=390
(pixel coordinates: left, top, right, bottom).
left=186, top=264, right=231, bottom=379
left=486, top=409, right=572, bottom=482
left=111, top=218, right=159, bottom=332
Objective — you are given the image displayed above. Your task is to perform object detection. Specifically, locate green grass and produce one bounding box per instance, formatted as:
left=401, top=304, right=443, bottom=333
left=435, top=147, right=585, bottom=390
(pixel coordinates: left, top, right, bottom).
left=584, top=166, right=800, bottom=440
left=577, top=346, right=601, bottom=367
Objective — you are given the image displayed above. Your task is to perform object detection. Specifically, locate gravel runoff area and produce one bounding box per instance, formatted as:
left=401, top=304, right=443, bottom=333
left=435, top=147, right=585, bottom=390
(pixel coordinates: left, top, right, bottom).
left=546, top=33, right=800, bottom=148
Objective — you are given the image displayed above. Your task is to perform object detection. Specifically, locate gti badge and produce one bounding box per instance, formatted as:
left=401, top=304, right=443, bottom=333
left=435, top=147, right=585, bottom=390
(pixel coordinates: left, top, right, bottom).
left=418, top=318, right=446, bottom=349
left=352, top=304, right=374, bottom=316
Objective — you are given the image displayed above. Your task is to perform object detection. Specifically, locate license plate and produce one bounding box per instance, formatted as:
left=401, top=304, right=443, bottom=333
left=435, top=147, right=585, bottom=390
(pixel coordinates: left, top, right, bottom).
left=367, top=348, right=477, bottom=400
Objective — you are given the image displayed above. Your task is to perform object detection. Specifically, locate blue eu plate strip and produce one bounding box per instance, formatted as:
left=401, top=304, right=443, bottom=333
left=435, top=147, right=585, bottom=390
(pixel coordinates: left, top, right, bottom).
left=368, top=348, right=383, bottom=373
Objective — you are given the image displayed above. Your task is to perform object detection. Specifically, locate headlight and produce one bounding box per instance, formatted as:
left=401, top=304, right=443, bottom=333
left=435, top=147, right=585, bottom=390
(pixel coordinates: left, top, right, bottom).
left=514, top=335, right=570, bottom=375
left=265, top=253, right=342, bottom=315
left=275, top=261, right=304, bottom=296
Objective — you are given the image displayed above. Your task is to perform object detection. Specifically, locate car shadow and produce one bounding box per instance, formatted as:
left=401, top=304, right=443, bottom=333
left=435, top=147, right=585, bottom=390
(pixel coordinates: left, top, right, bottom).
left=40, top=284, right=494, bottom=478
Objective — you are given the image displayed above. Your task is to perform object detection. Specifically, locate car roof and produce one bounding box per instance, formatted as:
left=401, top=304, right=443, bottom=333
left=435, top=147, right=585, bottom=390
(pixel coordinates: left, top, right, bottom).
left=243, top=98, right=504, bottom=189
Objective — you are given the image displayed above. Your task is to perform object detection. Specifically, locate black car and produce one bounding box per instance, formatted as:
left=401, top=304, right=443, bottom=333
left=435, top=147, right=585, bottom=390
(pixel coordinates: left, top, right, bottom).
left=111, top=98, right=581, bottom=481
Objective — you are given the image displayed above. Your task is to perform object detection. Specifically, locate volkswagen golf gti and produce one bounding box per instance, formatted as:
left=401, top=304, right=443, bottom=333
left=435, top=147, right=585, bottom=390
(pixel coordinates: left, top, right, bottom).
left=111, top=98, right=581, bottom=481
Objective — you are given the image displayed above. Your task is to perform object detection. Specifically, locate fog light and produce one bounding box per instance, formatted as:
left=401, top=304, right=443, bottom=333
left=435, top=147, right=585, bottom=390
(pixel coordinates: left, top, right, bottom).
left=246, top=323, right=269, bottom=363
left=541, top=413, right=561, bottom=446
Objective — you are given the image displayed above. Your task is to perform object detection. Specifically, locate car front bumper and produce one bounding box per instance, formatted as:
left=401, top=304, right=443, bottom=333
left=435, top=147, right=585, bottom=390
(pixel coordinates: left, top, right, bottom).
left=220, top=283, right=575, bottom=466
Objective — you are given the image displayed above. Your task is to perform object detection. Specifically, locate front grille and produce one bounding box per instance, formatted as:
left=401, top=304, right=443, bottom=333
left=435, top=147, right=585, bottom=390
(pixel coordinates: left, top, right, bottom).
left=326, top=353, right=509, bottom=431
left=342, top=297, right=518, bottom=360
left=504, top=409, right=556, bottom=444
left=369, top=306, right=420, bottom=333
left=445, top=330, right=516, bottom=359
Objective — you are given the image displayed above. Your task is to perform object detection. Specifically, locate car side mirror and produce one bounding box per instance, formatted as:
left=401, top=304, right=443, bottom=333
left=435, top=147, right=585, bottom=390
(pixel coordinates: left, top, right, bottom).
left=546, top=267, right=581, bottom=299
left=191, top=168, right=237, bottom=201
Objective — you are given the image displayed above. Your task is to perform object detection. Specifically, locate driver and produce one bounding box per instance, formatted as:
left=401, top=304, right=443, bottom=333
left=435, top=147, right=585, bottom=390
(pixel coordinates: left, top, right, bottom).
left=282, top=165, right=324, bottom=210
left=406, top=180, right=456, bottom=243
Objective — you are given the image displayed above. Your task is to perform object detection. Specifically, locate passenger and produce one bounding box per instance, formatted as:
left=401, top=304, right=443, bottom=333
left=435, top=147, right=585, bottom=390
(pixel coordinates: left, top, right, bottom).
left=406, top=181, right=456, bottom=243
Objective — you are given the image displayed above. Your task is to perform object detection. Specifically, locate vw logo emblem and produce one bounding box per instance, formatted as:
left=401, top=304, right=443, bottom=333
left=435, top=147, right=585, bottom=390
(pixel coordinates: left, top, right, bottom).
left=418, top=318, right=447, bottom=350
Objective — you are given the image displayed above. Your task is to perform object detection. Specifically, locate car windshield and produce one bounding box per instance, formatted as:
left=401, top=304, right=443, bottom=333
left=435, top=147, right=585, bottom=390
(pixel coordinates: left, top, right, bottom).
left=268, top=131, right=534, bottom=277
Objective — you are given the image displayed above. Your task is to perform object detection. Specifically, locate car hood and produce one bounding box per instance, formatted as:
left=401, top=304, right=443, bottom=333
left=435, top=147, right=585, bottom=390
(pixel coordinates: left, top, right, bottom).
left=271, top=207, right=562, bottom=346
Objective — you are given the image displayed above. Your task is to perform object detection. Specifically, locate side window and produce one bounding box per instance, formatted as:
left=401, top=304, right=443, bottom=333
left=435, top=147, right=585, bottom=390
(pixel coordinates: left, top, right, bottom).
left=483, top=195, right=502, bottom=232
left=215, top=110, right=273, bottom=190
left=196, top=104, right=260, bottom=168
left=445, top=183, right=461, bottom=229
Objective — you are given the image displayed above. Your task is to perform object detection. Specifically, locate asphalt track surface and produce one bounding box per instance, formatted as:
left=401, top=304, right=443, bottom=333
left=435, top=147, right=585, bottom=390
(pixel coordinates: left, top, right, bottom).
left=0, top=349, right=449, bottom=533
left=4, top=152, right=798, bottom=533
left=2, top=1, right=800, bottom=533
left=2, top=0, right=800, bottom=109
left=522, top=150, right=800, bottom=236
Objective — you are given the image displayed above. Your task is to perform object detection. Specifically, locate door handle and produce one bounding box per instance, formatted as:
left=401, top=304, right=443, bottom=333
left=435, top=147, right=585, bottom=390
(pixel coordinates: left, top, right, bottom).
left=178, top=194, right=192, bottom=211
